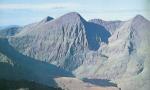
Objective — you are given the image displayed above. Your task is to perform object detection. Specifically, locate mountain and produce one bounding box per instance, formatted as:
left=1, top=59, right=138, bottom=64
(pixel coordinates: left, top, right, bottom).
left=9, top=12, right=88, bottom=71
left=0, top=25, right=21, bottom=37
left=8, top=12, right=112, bottom=71
left=80, top=15, right=150, bottom=90
left=0, top=12, right=150, bottom=90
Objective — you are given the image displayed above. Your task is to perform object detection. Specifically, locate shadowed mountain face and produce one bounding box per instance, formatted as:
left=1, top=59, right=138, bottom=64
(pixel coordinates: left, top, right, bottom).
left=88, top=19, right=122, bottom=35
left=83, top=78, right=117, bottom=87
left=0, top=12, right=150, bottom=90
left=85, top=22, right=111, bottom=50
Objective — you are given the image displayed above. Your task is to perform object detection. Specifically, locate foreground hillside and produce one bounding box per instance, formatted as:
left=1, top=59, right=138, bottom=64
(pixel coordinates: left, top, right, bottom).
left=0, top=37, right=73, bottom=87
left=0, top=79, right=63, bottom=90
left=0, top=37, right=120, bottom=90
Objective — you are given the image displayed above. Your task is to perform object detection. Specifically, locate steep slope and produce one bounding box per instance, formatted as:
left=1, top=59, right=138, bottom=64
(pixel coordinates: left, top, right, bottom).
left=0, top=37, right=73, bottom=87
left=114, top=15, right=150, bottom=90
left=103, top=15, right=150, bottom=78
left=85, top=22, right=111, bottom=50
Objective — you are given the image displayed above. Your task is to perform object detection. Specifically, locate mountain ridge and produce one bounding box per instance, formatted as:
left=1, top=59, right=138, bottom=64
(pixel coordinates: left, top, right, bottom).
left=0, top=12, right=150, bottom=90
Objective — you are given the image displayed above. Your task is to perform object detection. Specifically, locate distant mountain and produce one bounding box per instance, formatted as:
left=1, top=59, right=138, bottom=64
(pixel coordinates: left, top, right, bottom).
left=0, top=25, right=21, bottom=37
left=0, top=25, right=18, bottom=30
left=0, top=12, right=150, bottom=90
left=89, top=19, right=123, bottom=35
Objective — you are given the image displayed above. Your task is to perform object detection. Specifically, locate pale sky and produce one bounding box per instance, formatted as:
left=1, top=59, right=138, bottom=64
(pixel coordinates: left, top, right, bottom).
left=0, top=0, right=149, bottom=26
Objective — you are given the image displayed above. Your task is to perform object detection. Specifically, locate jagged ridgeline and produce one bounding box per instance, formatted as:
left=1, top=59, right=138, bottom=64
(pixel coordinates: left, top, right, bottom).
left=0, top=12, right=150, bottom=90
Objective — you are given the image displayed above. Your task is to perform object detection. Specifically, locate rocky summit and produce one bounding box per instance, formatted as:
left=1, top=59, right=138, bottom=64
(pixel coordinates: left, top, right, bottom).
left=0, top=12, right=150, bottom=90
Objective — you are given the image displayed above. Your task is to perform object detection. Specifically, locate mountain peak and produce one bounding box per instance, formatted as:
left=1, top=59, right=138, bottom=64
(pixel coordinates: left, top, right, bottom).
left=130, top=14, right=149, bottom=27
left=132, top=14, right=147, bottom=22
left=42, top=16, right=53, bottom=23
left=63, top=12, right=82, bottom=18
left=134, top=14, right=145, bottom=19
left=55, top=12, right=86, bottom=24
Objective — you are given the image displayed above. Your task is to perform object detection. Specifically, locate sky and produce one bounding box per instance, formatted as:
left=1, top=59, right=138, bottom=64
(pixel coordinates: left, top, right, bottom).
left=0, top=0, right=149, bottom=26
